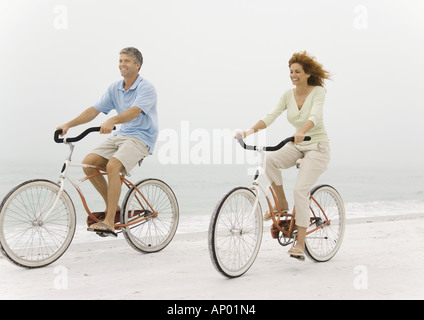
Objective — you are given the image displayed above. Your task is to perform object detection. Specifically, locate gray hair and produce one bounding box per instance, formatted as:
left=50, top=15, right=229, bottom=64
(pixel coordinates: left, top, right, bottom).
left=120, top=47, right=143, bottom=70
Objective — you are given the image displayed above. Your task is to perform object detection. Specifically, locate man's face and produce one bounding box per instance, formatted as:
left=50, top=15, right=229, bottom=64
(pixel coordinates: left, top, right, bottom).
left=119, top=53, right=140, bottom=78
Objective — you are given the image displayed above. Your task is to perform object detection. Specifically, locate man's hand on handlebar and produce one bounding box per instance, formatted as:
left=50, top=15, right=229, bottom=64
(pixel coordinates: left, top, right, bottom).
left=100, top=119, right=117, bottom=134
left=56, top=125, right=70, bottom=137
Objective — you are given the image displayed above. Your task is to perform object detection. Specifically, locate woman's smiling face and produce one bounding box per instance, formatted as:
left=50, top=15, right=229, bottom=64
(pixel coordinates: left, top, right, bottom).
left=290, top=63, right=310, bottom=86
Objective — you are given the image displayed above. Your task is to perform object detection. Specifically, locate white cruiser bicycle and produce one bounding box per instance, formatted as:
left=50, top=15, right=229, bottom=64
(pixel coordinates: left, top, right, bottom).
left=0, top=127, right=179, bottom=268
left=208, top=135, right=346, bottom=278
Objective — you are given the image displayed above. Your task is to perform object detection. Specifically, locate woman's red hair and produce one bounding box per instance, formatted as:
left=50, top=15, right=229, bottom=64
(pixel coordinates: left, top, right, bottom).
left=289, top=51, right=331, bottom=87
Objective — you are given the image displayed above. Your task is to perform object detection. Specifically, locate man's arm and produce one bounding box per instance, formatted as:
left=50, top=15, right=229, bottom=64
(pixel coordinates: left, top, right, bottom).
left=56, top=106, right=101, bottom=136
left=99, top=106, right=142, bottom=134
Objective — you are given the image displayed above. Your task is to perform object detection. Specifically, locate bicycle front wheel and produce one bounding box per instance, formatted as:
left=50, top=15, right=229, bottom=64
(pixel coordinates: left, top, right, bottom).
left=305, top=184, right=346, bottom=262
left=208, top=187, right=263, bottom=278
left=121, top=179, right=179, bottom=253
left=0, top=179, right=76, bottom=268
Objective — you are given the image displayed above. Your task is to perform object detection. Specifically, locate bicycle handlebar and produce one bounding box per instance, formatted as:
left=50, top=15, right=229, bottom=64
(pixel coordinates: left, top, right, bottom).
left=236, top=135, right=311, bottom=152
left=54, top=126, right=116, bottom=143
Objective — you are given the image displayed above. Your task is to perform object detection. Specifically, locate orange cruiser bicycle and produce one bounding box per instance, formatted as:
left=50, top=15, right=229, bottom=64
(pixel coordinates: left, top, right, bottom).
left=208, top=135, right=345, bottom=278
left=0, top=127, right=179, bottom=268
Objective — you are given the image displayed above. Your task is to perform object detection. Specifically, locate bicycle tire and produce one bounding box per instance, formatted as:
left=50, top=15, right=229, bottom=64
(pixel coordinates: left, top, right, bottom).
left=121, top=178, right=179, bottom=253
left=208, top=187, right=263, bottom=278
left=0, top=179, right=76, bottom=268
left=304, top=184, right=346, bottom=262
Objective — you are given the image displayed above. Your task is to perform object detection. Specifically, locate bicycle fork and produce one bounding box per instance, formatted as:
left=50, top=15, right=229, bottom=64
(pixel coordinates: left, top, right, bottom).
left=34, top=143, right=74, bottom=224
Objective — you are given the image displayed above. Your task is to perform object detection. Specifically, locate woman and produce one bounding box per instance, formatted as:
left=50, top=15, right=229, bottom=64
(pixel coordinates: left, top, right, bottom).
left=235, top=51, right=331, bottom=260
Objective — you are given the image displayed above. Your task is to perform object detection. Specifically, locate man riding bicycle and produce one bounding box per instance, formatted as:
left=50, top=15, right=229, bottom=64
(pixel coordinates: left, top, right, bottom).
left=56, top=47, right=158, bottom=237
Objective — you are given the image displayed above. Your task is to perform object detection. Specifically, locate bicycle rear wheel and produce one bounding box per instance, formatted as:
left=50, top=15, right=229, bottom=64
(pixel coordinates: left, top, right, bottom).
left=208, top=187, right=263, bottom=278
left=121, top=179, right=179, bottom=253
left=0, top=179, right=76, bottom=268
left=305, top=184, right=345, bottom=262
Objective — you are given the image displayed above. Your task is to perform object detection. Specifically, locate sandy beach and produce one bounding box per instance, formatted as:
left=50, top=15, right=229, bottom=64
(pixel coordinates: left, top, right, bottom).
left=0, top=214, right=423, bottom=301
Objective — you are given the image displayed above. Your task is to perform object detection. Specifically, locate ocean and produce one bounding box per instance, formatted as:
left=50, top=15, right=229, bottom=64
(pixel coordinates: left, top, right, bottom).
left=0, top=158, right=423, bottom=238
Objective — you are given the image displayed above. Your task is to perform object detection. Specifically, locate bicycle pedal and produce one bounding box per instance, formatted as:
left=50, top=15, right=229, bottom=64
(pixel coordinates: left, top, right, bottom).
left=290, top=254, right=305, bottom=262
left=96, top=232, right=109, bottom=238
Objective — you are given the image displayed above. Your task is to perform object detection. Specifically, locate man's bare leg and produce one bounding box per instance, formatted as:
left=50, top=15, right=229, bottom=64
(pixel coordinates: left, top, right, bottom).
left=83, top=153, right=109, bottom=206
left=102, top=157, right=124, bottom=231
left=83, top=154, right=122, bottom=229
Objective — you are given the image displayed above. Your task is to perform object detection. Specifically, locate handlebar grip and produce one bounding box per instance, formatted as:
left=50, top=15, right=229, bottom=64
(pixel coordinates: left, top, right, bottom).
left=287, top=136, right=312, bottom=142
left=236, top=134, right=257, bottom=151
left=54, top=129, right=64, bottom=143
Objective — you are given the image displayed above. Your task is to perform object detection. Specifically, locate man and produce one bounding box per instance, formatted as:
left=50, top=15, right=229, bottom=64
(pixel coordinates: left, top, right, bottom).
left=57, top=47, right=158, bottom=237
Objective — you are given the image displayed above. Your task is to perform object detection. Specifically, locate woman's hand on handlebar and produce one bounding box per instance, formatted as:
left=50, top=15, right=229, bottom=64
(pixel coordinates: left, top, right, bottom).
left=234, top=121, right=267, bottom=140
left=293, top=131, right=307, bottom=144
left=293, top=120, right=314, bottom=144
left=234, top=130, right=247, bottom=139
left=234, top=129, right=255, bottom=140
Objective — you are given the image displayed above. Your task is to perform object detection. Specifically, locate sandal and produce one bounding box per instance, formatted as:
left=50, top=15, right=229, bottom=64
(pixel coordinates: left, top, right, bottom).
left=87, top=210, right=121, bottom=229
left=288, top=246, right=305, bottom=261
left=87, top=222, right=118, bottom=238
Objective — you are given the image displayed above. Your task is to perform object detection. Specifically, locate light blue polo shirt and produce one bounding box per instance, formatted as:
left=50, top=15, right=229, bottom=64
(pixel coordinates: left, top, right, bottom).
left=94, top=75, right=158, bottom=154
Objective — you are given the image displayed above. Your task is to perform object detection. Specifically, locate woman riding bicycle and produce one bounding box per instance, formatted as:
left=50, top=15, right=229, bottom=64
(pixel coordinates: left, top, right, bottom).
left=235, top=51, right=331, bottom=260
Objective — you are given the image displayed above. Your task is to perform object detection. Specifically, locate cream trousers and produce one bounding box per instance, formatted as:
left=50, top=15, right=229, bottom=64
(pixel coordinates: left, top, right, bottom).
left=265, top=142, right=330, bottom=228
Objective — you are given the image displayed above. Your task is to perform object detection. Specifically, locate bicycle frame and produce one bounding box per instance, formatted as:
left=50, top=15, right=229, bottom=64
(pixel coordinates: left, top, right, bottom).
left=243, top=139, right=332, bottom=239
left=40, top=141, right=157, bottom=229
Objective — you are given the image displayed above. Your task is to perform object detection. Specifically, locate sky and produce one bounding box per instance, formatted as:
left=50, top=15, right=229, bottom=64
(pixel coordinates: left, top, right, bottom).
left=0, top=0, right=423, bottom=170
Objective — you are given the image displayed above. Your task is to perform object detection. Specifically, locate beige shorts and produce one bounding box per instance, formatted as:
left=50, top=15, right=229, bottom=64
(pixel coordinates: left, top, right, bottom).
left=91, top=135, right=150, bottom=174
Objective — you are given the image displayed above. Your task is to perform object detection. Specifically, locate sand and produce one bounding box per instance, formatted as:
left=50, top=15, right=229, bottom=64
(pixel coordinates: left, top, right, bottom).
left=1, top=214, right=423, bottom=300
